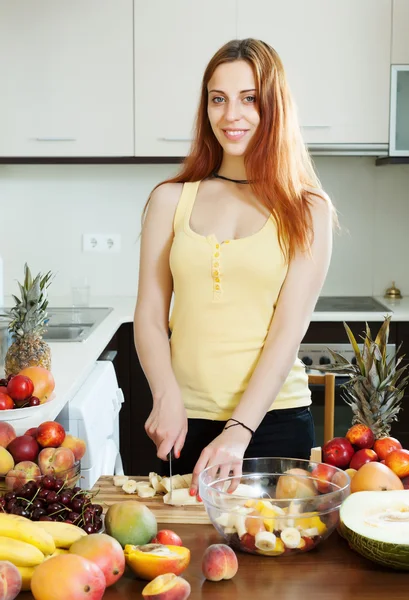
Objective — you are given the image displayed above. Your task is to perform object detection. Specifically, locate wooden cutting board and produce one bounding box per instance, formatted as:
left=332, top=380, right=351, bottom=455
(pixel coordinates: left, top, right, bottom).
left=91, top=476, right=211, bottom=525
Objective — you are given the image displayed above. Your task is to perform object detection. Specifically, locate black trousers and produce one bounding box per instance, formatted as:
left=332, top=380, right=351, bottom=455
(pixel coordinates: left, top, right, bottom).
left=160, top=406, right=315, bottom=476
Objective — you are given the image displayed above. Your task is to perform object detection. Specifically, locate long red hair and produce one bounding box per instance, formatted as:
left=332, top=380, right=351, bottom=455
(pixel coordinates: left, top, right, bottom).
left=144, top=38, right=333, bottom=260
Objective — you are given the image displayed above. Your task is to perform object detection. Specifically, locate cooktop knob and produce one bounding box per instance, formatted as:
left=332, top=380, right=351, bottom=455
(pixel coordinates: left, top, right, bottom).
left=319, top=356, right=331, bottom=365
left=302, top=356, right=313, bottom=366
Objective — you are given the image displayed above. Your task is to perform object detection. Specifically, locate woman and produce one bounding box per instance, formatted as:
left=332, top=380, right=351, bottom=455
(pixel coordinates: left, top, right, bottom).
left=134, top=38, right=335, bottom=496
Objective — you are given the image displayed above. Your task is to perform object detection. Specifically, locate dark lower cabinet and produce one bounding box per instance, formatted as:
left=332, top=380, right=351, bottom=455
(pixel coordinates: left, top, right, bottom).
left=103, top=320, right=409, bottom=475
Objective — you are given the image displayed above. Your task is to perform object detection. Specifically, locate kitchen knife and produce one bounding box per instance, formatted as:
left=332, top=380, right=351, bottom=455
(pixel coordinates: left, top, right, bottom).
left=167, top=449, right=175, bottom=501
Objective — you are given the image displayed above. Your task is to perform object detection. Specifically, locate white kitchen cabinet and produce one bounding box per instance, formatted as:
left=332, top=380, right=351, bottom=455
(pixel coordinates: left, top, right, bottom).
left=392, top=0, right=409, bottom=64
left=0, top=1, right=134, bottom=157
left=134, top=1, right=236, bottom=156
left=237, top=0, right=392, bottom=146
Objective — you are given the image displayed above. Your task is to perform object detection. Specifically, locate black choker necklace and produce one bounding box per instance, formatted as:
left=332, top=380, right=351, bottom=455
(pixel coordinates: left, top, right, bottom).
left=212, top=171, right=250, bottom=184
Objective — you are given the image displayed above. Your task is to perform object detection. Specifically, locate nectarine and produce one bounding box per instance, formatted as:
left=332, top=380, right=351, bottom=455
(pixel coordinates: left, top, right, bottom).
left=38, top=447, right=75, bottom=476
left=18, top=367, right=55, bottom=403
left=36, top=421, right=65, bottom=448
left=349, top=448, right=378, bottom=471
left=0, top=560, right=22, bottom=600
left=345, top=424, right=374, bottom=449
left=385, top=449, right=409, bottom=478
left=5, top=461, right=41, bottom=491
left=373, top=437, right=402, bottom=461
left=0, top=423, right=16, bottom=448
left=276, top=468, right=318, bottom=500
left=60, top=434, right=86, bottom=461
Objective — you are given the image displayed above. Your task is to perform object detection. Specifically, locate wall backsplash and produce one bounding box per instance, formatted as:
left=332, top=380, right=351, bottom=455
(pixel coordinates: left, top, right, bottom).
left=1, top=157, right=409, bottom=302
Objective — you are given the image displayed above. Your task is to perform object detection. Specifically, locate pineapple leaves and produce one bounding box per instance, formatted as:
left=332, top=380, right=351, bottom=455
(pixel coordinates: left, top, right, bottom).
left=344, top=322, right=365, bottom=374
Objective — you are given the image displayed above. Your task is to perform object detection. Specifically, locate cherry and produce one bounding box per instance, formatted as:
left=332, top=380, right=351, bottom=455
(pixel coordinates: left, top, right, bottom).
left=82, top=524, right=94, bottom=534
left=55, top=478, right=65, bottom=490
left=67, top=511, right=81, bottom=524
left=41, top=475, right=57, bottom=490
left=32, top=499, right=45, bottom=510
left=4, top=492, right=16, bottom=502
left=46, top=491, right=59, bottom=504
left=71, top=497, right=85, bottom=512
left=47, top=502, right=65, bottom=515
left=72, top=487, right=82, bottom=494
left=32, top=508, right=47, bottom=520
left=58, top=492, right=72, bottom=506
left=7, top=499, right=18, bottom=512
left=93, top=504, right=103, bottom=517
left=38, top=489, right=50, bottom=500
left=39, top=515, right=53, bottom=521
left=0, top=498, right=6, bottom=509
left=28, top=396, right=40, bottom=406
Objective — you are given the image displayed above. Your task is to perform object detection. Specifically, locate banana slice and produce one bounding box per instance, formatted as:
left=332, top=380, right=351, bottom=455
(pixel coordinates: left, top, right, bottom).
left=255, top=531, right=277, bottom=551
left=234, top=515, right=248, bottom=539
left=122, top=480, right=138, bottom=494
left=149, top=473, right=167, bottom=494
left=163, top=488, right=201, bottom=506
left=280, top=527, right=302, bottom=549
left=286, top=501, right=303, bottom=527
left=182, top=474, right=193, bottom=488
left=301, top=527, right=319, bottom=538
left=137, top=486, right=156, bottom=498
left=114, top=475, right=129, bottom=487
left=215, top=512, right=237, bottom=528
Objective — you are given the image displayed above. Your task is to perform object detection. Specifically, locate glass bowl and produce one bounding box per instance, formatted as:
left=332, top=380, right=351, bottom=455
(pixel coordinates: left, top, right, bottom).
left=0, top=460, right=81, bottom=493
left=198, top=457, right=350, bottom=557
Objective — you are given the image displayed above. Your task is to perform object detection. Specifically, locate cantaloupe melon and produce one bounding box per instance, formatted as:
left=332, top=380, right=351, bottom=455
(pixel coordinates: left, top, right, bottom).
left=340, top=490, right=409, bottom=570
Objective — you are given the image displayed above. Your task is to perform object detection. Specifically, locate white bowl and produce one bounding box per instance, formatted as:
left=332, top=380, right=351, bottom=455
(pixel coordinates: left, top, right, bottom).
left=0, top=392, right=56, bottom=421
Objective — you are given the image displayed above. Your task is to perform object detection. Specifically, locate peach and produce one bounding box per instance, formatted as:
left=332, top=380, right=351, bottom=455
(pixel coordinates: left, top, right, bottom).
left=60, top=434, right=86, bottom=462
left=202, top=544, right=238, bottom=582
left=69, top=533, right=125, bottom=587
left=18, top=366, right=55, bottom=403
left=31, top=554, right=106, bottom=600
left=349, top=448, right=378, bottom=471
left=385, top=449, right=409, bottom=478
left=345, top=424, right=374, bottom=449
left=0, top=423, right=16, bottom=448
left=36, top=421, right=65, bottom=448
left=142, top=573, right=191, bottom=600
left=311, top=463, right=336, bottom=493
left=0, top=560, right=22, bottom=600
left=0, top=447, right=14, bottom=476
left=244, top=512, right=266, bottom=536
left=276, top=468, right=318, bottom=500
left=38, top=447, right=75, bottom=476
left=5, top=461, right=41, bottom=491
left=373, top=437, right=402, bottom=461
left=24, top=427, right=38, bottom=438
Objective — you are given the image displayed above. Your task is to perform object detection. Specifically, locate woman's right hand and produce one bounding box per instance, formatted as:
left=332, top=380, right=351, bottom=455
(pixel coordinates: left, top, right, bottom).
left=144, top=389, right=188, bottom=460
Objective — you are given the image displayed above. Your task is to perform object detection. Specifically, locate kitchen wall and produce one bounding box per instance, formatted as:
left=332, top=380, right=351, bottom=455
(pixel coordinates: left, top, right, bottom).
left=0, top=157, right=409, bottom=302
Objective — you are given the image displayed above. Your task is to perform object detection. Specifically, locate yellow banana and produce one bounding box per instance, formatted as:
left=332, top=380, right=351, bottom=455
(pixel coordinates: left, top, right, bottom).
left=0, top=513, right=55, bottom=555
left=16, top=566, right=35, bottom=591
left=0, top=536, right=44, bottom=567
left=32, top=521, right=87, bottom=549
left=44, top=548, right=69, bottom=560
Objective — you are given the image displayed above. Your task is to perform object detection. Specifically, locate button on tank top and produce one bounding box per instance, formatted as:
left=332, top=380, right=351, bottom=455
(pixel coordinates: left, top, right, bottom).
left=169, top=181, right=311, bottom=420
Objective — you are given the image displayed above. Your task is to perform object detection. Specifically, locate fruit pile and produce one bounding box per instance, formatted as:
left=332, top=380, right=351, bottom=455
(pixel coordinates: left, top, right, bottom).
left=0, top=420, right=86, bottom=492
left=322, top=424, right=409, bottom=492
left=0, top=477, right=104, bottom=533
left=0, top=366, right=55, bottom=410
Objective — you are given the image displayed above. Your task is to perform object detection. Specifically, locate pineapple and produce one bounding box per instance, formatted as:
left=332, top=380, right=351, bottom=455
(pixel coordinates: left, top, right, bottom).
left=314, top=316, right=409, bottom=439
left=2, top=263, right=53, bottom=377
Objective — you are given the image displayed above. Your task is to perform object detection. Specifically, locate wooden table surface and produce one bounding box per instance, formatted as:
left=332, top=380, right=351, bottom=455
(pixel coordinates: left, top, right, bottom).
left=18, top=525, right=408, bottom=599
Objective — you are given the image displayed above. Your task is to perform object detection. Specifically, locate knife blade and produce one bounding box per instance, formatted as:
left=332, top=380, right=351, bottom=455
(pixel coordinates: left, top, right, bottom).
left=167, top=449, right=174, bottom=501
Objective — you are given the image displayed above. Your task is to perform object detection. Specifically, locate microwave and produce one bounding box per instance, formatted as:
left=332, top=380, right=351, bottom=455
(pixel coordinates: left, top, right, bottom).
left=389, top=65, right=409, bottom=156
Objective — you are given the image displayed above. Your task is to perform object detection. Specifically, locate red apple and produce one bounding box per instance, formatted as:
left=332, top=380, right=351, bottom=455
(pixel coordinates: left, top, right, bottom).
left=349, top=448, right=378, bottom=471
left=36, top=421, right=66, bottom=448
left=311, top=463, right=337, bottom=493
left=24, top=427, right=38, bottom=438
left=401, top=476, right=409, bottom=489
left=7, top=435, right=40, bottom=463
left=7, top=375, right=34, bottom=406
left=385, top=449, right=409, bottom=479
left=322, top=437, right=355, bottom=469
left=0, top=392, right=14, bottom=410
left=345, top=424, right=375, bottom=449
left=373, top=437, right=402, bottom=461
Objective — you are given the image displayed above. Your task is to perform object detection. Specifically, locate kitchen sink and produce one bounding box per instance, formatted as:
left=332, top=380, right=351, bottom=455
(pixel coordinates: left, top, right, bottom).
left=42, top=307, right=113, bottom=342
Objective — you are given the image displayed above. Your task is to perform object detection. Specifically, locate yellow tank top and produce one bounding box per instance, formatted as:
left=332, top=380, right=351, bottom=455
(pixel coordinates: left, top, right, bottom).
left=169, top=181, right=311, bottom=420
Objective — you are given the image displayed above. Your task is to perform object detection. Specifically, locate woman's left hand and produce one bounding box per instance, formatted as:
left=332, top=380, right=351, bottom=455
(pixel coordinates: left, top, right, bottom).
left=190, top=425, right=252, bottom=496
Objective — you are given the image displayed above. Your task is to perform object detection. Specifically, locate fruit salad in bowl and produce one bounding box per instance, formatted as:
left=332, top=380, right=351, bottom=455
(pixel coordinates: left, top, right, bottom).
left=198, top=457, right=350, bottom=556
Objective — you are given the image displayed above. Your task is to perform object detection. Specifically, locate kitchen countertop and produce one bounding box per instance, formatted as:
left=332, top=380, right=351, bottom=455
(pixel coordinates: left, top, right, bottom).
left=16, top=523, right=409, bottom=599
left=4, top=294, right=409, bottom=434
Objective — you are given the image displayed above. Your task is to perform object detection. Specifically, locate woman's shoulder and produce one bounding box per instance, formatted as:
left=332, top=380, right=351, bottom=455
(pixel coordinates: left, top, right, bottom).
left=149, top=182, right=184, bottom=208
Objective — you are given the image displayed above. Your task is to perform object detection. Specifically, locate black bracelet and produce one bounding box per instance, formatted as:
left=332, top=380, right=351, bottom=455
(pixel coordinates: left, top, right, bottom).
left=224, top=418, right=255, bottom=437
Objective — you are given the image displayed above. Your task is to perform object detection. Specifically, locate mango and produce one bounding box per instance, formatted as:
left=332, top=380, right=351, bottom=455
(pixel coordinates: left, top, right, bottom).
left=125, top=544, right=190, bottom=581
left=105, top=501, right=157, bottom=548
left=142, top=573, right=191, bottom=600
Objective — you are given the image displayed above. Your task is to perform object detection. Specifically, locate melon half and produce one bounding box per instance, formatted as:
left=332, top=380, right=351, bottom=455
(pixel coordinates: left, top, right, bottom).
left=340, top=490, right=409, bottom=570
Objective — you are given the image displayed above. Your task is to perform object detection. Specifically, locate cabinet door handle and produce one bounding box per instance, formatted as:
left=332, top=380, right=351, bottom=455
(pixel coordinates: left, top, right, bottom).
left=300, top=125, right=331, bottom=129
left=34, top=137, right=77, bottom=142
left=158, top=137, right=193, bottom=142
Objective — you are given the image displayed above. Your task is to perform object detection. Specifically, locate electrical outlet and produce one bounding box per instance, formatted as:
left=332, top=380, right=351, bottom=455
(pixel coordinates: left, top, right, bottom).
left=83, top=234, right=121, bottom=253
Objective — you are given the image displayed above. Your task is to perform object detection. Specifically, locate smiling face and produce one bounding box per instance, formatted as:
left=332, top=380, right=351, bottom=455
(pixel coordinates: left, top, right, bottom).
left=207, top=60, right=260, bottom=157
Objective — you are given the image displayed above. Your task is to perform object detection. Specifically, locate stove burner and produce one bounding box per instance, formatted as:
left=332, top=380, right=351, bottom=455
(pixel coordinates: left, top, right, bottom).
left=315, top=296, right=391, bottom=312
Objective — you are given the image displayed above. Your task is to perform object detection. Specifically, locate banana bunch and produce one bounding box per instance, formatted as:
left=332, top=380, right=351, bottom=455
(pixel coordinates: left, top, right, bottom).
left=0, top=513, right=87, bottom=591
